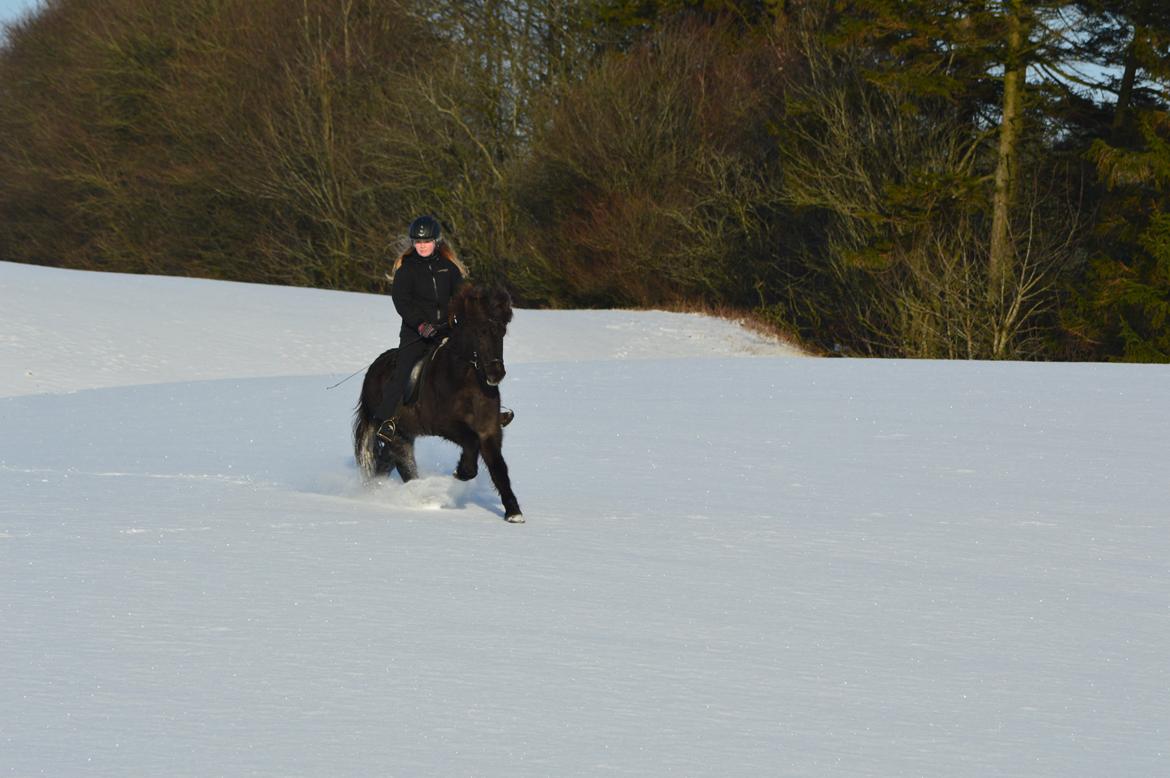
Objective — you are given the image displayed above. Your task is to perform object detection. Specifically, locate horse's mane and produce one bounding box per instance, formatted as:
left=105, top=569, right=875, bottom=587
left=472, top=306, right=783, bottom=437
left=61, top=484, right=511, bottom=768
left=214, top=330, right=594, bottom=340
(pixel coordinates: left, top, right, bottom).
left=449, top=284, right=513, bottom=326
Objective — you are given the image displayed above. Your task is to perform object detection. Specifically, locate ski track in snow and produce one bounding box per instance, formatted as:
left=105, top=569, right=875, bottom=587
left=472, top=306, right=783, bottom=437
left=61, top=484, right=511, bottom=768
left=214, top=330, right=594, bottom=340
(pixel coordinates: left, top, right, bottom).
left=2, top=261, right=1169, bottom=776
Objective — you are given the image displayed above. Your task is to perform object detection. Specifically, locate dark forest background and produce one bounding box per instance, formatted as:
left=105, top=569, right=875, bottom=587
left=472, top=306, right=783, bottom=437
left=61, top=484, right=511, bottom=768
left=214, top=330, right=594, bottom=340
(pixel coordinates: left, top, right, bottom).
left=1, top=0, right=1167, bottom=360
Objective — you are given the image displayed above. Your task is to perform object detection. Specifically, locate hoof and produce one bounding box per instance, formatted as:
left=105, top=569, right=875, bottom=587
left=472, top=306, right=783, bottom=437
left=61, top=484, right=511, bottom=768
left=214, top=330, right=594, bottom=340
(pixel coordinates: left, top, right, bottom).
left=453, top=467, right=477, bottom=482
left=505, top=513, right=525, bottom=524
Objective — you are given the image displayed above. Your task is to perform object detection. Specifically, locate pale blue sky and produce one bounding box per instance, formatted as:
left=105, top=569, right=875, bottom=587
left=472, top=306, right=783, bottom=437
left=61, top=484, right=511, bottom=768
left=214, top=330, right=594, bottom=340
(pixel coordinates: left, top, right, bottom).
left=0, top=0, right=38, bottom=27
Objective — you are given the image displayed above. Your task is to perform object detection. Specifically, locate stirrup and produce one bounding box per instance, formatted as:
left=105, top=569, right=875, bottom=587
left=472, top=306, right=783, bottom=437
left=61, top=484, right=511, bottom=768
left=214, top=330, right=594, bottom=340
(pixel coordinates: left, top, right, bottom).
left=499, top=408, right=514, bottom=428
left=375, top=418, right=397, bottom=443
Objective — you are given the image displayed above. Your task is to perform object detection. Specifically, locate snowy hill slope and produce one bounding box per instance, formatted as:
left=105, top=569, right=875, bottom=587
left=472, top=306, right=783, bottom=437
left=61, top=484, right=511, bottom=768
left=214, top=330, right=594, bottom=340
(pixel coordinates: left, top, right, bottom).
left=0, top=261, right=796, bottom=397
left=1, top=261, right=1167, bottom=776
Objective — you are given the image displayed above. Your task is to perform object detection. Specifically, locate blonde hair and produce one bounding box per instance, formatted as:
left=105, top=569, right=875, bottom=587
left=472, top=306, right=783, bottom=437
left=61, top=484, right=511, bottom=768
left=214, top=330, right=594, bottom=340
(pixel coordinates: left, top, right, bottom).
left=390, top=241, right=469, bottom=280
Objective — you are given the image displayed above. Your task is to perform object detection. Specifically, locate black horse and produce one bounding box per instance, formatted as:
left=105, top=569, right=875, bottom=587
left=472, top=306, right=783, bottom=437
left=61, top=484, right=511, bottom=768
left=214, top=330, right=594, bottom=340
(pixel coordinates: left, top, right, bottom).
left=353, top=285, right=524, bottom=523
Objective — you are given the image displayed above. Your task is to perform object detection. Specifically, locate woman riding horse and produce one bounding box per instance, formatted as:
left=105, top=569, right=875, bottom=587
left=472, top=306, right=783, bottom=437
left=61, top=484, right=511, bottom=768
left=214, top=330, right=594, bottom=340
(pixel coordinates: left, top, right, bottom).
left=355, top=282, right=524, bottom=522
left=372, top=215, right=512, bottom=445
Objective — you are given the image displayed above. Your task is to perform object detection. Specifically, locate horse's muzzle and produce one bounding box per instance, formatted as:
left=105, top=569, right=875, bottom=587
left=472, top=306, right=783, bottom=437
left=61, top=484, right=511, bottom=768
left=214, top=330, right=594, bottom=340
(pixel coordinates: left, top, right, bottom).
left=484, top=359, right=506, bottom=387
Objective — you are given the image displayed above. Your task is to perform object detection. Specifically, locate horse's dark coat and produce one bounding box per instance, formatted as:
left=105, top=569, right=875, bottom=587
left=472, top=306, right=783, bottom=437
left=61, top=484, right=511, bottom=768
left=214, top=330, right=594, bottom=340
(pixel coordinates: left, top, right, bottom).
left=353, top=285, right=523, bottom=522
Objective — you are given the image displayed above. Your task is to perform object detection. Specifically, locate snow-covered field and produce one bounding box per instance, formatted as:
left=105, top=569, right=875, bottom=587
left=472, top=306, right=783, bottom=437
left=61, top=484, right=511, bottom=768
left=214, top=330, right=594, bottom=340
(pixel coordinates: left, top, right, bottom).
left=2, top=260, right=1167, bottom=776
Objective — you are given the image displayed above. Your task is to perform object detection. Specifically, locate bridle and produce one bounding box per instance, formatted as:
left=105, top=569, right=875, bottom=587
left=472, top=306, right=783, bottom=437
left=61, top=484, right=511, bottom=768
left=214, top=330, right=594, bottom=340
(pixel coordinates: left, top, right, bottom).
left=448, top=315, right=506, bottom=385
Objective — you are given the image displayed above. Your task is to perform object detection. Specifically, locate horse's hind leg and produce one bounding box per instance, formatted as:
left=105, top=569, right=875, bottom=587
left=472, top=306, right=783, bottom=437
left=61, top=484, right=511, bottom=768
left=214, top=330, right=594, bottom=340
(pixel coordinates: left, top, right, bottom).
left=390, top=437, right=419, bottom=482
left=357, top=423, right=410, bottom=482
left=479, top=432, right=523, bottom=522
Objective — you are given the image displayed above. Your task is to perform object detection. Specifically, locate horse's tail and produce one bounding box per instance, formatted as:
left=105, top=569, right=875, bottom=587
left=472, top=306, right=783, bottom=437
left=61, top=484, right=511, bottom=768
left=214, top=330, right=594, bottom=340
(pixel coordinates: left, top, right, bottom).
left=353, top=348, right=397, bottom=477
left=353, top=379, right=375, bottom=476
left=353, top=391, right=372, bottom=460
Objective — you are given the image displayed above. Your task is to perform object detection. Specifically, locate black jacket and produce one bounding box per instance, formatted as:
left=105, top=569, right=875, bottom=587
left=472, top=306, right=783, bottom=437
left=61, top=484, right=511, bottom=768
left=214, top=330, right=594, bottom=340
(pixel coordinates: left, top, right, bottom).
left=391, top=249, right=464, bottom=338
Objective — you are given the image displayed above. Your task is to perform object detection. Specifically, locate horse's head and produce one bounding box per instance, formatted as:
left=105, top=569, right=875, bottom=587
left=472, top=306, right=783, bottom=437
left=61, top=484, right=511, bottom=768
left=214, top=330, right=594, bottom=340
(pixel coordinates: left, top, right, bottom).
left=450, top=285, right=513, bottom=387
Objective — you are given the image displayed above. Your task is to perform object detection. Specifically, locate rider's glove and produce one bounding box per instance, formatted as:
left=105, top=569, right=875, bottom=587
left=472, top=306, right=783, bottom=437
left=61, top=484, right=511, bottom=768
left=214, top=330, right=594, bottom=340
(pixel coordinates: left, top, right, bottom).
left=417, top=322, right=439, bottom=339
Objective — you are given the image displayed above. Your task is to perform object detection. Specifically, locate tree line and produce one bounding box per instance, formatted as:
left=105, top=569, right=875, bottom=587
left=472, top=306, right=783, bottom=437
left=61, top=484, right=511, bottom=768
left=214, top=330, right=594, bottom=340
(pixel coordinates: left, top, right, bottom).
left=1, top=0, right=1167, bottom=360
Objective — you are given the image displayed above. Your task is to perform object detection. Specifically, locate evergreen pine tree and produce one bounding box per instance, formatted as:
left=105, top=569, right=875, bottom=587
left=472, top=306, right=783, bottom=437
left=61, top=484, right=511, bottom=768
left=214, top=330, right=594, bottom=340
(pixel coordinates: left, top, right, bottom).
left=1060, top=0, right=1170, bottom=360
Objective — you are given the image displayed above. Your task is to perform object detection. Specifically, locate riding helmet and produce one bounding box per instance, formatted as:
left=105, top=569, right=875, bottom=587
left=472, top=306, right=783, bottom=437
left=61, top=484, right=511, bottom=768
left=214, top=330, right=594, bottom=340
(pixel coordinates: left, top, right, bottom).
left=409, top=215, right=442, bottom=243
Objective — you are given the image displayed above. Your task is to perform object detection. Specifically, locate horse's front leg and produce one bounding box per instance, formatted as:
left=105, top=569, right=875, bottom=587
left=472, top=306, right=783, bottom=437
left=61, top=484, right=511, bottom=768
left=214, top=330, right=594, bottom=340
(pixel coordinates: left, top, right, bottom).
left=453, top=427, right=480, bottom=481
left=479, top=431, right=523, bottom=522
